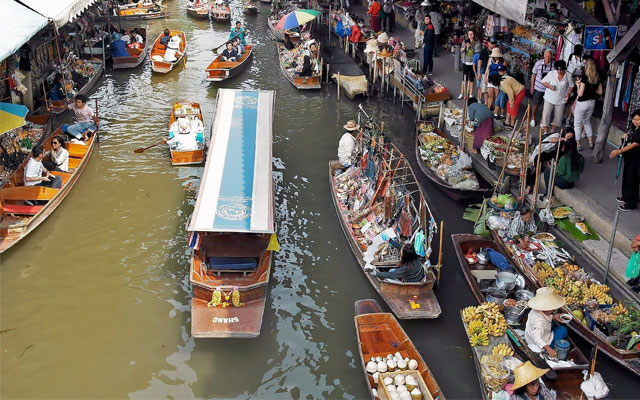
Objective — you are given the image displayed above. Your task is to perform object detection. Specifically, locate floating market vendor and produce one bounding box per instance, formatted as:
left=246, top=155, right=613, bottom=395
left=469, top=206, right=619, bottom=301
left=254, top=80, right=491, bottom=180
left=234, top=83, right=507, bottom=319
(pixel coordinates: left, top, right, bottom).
left=526, top=128, right=575, bottom=192
left=524, top=287, right=568, bottom=359
left=298, top=55, right=313, bottom=77
left=48, top=73, right=66, bottom=101
left=163, top=36, right=183, bottom=62
left=110, top=33, right=130, bottom=58
left=338, top=120, right=360, bottom=167
left=365, top=242, right=425, bottom=283
left=466, top=97, right=493, bottom=153
left=509, top=361, right=555, bottom=400
left=283, top=34, right=295, bottom=50
left=505, top=205, right=537, bottom=242
left=163, top=117, right=204, bottom=151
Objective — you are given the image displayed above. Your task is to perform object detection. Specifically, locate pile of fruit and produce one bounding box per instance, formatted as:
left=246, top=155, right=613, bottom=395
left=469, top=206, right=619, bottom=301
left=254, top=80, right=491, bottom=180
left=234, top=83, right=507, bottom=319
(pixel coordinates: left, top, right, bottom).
left=491, top=343, right=514, bottom=357
left=533, top=262, right=615, bottom=306
left=463, top=302, right=508, bottom=347
left=418, top=133, right=459, bottom=168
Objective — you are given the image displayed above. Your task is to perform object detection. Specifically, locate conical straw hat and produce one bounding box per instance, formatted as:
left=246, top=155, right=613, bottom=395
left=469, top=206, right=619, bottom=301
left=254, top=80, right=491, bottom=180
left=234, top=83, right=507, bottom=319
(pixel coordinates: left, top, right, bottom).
left=511, top=361, right=549, bottom=390
left=527, top=287, right=566, bottom=311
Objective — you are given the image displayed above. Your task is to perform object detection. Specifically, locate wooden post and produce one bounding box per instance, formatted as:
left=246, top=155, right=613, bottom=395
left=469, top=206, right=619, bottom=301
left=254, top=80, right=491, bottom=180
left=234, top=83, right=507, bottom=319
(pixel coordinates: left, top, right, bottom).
left=593, top=61, right=618, bottom=163
left=519, top=105, right=531, bottom=201
left=461, top=97, right=469, bottom=150
left=437, top=220, right=444, bottom=285
left=531, top=126, right=543, bottom=211
left=337, top=72, right=341, bottom=101
left=326, top=63, right=330, bottom=84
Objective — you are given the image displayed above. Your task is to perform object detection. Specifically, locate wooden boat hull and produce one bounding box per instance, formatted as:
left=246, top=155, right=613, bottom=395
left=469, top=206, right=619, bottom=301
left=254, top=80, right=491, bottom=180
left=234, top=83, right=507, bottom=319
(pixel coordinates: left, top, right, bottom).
left=113, top=30, right=148, bottom=70
left=355, top=299, right=445, bottom=400
left=210, top=5, right=231, bottom=21
left=0, top=130, right=97, bottom=253
left=452, top=234, right=587, bottom=399
left=490, top=231, right=640, bottom=377
left=47, top=61, right=103, bottom=114
left=150, top=30, right=187, bottom=74
left=95, top=11, right=170, bottom=22
left=205, top=46, right=253, bottom=82
left=187, top=7, right=209, bottom=19
left=415, top=125, right=491, bottom=201
left=168, top=102, right=206, bottom=166
left=329, top=161, right=441, bottom=319
left=243, top=6, right=258, bottom=15
left=276, top=43, right=322, bottom=90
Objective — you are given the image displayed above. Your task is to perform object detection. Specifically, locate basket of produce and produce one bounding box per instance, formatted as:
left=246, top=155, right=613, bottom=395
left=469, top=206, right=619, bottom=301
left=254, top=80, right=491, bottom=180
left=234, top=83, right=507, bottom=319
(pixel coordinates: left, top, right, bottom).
left=488, top=194, right=518, bottom=212
left=484, top=136, right=508, bottom=151
left=464, top=130, right=474, bottom=150
left=480, top=354, right=509, bottom=393
left=418, top=121, right=435, bottom=134
left=378, top=370, right=433, bottom=400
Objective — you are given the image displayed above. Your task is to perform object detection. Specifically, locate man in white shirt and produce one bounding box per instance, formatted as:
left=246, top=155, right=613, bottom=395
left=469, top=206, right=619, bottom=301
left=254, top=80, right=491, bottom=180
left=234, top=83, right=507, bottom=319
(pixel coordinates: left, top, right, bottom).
left=524, top=287, right=568, bottom=358
left=338, top=120, right=359, bottom=167
left=164, top=118, right=203, bottom=151
left=164, top=36, right=183, bottom=62
left=540, top=60, right=574, bottom=133
left=24, top=145, right=62, bottom=189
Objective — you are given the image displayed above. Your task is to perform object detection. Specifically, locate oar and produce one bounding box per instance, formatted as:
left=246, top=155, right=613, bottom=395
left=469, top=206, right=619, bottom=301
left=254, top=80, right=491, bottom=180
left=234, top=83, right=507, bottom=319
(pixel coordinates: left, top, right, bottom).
left=134, top=139, right=165, bottom=153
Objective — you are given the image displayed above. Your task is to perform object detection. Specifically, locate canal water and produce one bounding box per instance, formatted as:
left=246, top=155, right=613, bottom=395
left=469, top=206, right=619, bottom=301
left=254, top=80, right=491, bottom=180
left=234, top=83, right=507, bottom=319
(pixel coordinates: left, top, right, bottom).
left=1, top=1, right=639, bottom=398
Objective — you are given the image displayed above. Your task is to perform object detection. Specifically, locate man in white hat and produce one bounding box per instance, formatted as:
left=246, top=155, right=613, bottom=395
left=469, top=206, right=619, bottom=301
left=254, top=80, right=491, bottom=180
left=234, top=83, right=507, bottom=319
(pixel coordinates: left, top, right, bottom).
left=163, top=36, right=183, bottom=62
left=338, top=120, right=360, bottom=168
left=164, top=117, right=203, bottom=151
left=524, top=287, right=568, bottom=358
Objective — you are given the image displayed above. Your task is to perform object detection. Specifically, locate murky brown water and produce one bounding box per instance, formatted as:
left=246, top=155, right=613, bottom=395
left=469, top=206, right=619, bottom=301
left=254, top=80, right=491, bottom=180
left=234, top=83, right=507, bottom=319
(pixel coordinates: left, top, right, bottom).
left=2, top=1, right=640, bottom=399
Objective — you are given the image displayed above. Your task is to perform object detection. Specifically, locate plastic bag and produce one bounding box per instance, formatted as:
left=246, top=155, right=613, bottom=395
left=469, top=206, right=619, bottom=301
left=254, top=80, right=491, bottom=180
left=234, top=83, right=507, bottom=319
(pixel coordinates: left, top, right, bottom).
left=454, top=150, right=473, bottom=170
left=580, top=371, right=609, bottom=399
left=487, top=215, right=509, bottom=231
left=626, top=252, right=640, bottom=280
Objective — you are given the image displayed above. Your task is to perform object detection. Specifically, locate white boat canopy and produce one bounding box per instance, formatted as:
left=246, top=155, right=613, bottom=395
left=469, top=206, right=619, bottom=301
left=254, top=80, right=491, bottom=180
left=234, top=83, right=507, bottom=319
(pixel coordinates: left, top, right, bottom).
left=19, top=0, right=100, bottom=28
left=189, top=89, right=275, bottom=234
left=0, top=0, right=48, bottom=62
left=471, top=0, right=527, bottom=25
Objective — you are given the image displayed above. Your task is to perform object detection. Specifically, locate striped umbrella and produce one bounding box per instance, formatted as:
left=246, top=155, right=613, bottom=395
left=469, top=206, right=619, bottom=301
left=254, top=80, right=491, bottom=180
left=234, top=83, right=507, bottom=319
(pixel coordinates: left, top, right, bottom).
left=0, top=102, right=29, bottom=135
left=275, top=9, right=321, bottom=31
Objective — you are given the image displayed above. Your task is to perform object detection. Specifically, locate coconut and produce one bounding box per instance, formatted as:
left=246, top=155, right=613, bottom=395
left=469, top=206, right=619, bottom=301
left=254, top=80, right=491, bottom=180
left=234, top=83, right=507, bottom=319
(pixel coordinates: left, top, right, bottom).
left=410, top=387, right=422, bottom=400
left=386, top=384, right=397, bottom=393
left=408, top=359, right=418, bottom=370
left=405, top=375, right=417, bottom=391
left=396, top=384, right=408, bottom=393
left=366, top=361, right=377, bottom=374
left=371, top=388, right=378, bottom=398
left=397, top=359, right=408, bottom=370
left=377, top=361, right=388, bottom=373
left=383, top=376, right=394, bottom=386
left=376, top=356, right=383, bottom=362
left=390, top=392, right=401, bottom=400
left=386, top=354, right=393, bottom=360
left=400, top=391, right=412, bottom=400
left=395, top=352, right=403, bottom=360
left=394, top=374, right=405, bottom=386
left=387, top=359, right=397, bottom=372
left=372, top=372, right=380, bottom=384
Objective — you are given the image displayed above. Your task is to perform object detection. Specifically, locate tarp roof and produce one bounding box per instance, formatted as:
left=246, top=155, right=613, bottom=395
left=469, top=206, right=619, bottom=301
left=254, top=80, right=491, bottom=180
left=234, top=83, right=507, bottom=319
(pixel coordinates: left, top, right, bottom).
left=471, top=0, right=527, bottom=25
left=189, top=89, right=275, bottom=234
left=0, top=0, right=48, bottom=62
left=19, top=0, right=99, bottom=28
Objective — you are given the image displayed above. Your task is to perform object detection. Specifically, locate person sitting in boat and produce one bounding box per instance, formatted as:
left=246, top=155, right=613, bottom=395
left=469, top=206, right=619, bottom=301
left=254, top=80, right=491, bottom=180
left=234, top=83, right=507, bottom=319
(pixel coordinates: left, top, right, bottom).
left=221, top=42, right=238, bottom=62
left=163, top=36, right=183, bottom=62
left=524, top=287, right=569, bottom=359
left=505, top=206, right=537, bottom=241
left=44, top=135, right=69, bottom=173
left=229, top=21, right=246, bottom=46
left=110, top=33, right=130, bottom=58
left=365, top=242, right=426, bottom=283
left=24, top=145, right=63, bottom=190
left=283, top=34, right=295, bottom=50
left=164, top=118, right=204, bottom=151
left=66, top=94, right=101, bottom=142
left=298, top=55, right=313, bottom=77
left=232, top=37, right=244, bottom=56
left=49, top=73, right=67, bottom=101
left=509, top=361, right=555, bottom=400
left=131, top=28, right=144, bottom=44
left=338, top=120, right=360, bottom=167
left=160, top=29, right=171, bottom=48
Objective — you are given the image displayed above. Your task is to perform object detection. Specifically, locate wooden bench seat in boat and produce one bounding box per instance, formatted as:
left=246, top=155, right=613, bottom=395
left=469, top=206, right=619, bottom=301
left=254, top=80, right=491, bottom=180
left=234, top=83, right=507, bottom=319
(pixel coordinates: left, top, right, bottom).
left=1, top=204, right=43, bottom=215
left=208, top=257, right=258, bottom=276
left=0, top=186, right=59, bottom=201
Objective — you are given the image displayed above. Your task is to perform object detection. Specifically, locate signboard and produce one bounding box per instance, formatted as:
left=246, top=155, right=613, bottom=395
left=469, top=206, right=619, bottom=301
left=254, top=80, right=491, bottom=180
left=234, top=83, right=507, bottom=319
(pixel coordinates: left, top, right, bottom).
left=584, top=26, right=618, bottom=51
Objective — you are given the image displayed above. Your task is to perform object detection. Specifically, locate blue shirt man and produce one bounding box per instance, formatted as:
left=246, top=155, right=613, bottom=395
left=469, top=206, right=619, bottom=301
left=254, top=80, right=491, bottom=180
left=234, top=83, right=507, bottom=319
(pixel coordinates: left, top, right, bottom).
left=111, top=34, right=129, bottom=58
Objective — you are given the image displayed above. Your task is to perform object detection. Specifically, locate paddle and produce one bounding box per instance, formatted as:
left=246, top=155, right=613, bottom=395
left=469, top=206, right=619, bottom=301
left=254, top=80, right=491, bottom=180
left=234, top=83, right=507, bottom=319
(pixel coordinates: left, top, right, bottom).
left=134, top=139, right=165, bottom=153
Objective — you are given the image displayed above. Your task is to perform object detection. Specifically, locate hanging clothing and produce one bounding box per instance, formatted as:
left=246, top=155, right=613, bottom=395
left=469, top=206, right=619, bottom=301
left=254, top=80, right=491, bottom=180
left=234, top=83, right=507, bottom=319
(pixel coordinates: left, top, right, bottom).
left=615, top=63, right=625, bottom=108
left=555, top=36, right=563, bottom=62
left=628, top=69, right=640, bottom=128
left=623, top=66, right=636, bottom=112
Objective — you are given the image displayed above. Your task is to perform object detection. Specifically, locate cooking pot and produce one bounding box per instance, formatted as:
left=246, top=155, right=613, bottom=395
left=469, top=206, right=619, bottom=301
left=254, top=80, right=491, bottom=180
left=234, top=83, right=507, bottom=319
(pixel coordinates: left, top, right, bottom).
left=496, top=272, right=517, bottom=292
left=505, top=306, right=526, bottom=325
left=477, top=251, right=489, bottom=265
left=515, top=289, right=534, bottom=302
left=487, top=289, right=507, bottom=304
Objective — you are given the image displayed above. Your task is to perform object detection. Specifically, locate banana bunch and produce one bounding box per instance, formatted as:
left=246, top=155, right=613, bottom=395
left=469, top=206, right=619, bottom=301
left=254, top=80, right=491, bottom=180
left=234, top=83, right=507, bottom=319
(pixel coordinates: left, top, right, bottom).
left=491, top=344, right=514, bottom=357
left=476, top=302, right=507, bottom=337
left=467, top=319, right=485, bottom=335
left=462, top=306, right=481, bottom=323
left=469, top=330, right=489, bottom=347
left=584, top=284, right=613, bottom=305
left=563, top=262, right=579, bottom=273
left=533, top=262, right=554, bottom=281
left=611, top=303, right=627, bottom=317
left=208, top=288, right=222, bottom=308
left=232, top=286, right=243, bottom=307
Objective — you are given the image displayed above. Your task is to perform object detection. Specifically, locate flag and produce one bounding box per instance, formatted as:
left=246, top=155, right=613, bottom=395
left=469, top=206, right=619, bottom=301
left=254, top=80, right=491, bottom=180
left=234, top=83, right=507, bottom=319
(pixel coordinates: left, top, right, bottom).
left=188, top=231, right=201, bottom=250
left=266, top=233, right=280, bottom=251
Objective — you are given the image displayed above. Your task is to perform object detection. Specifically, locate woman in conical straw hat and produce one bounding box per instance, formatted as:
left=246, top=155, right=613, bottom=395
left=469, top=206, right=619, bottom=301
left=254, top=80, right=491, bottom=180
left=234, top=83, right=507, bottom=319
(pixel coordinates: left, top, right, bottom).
left=509, top=361, right=554, bottom=400
left=524, top=287, right=568, bottom=359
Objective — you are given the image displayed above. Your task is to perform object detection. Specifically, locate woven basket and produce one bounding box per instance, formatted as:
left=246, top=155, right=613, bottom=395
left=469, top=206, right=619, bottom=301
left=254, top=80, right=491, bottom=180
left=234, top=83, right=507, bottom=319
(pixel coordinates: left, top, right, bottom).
left=464, top=131, right=474, bottom=150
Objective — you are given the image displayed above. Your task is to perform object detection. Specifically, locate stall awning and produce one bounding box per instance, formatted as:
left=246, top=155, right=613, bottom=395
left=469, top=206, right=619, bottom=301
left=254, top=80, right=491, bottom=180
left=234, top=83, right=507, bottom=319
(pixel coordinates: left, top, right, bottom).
left=18, top=0, right=99, bottom=28
left=471, top=0, right=527, bottom=25
left=189, top=89, right=276, bottom=234
left=0, top=0, right=48, bottom=62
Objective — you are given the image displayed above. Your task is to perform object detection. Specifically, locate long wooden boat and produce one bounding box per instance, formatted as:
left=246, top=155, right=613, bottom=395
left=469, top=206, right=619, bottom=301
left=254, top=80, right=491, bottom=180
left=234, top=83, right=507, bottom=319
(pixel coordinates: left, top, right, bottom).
left=112, top=29, right=148, bottom=70
left=95, top=2, right=169, bottom=21
left=243, top=4, right=258, bottom=15
left=209, top=3, right=231, bottom=22
left=355, top=299, right=445, bottom=400
left=150, top=30, right=187, bottom=74
left=452, top=234, right=587, bottom=399
left=491, top=231, right=640, bottom=377
left=189, top=89, right=276, bottom=338
left=276, top=42, right=322, bottom=90
left=205, top=45, right=253, bottom=82
left=0, top=129, right=98, bottom=253
left=187, top=4, right=210, bottom=19
left=167, top=102, right=206, bottom=165
left=329, top=137, right=442, bottom=319
left=267, top=15, right=301, bottom=43
left=415, top=123, right=491, bottom=201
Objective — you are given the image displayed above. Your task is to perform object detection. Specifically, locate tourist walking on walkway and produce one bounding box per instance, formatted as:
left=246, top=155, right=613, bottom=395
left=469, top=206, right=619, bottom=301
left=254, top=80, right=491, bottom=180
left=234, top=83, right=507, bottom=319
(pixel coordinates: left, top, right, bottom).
left=429, top=6, right=443, bottom=56
left=459, top=30, right=476, bottom=99
left=573, top=59, right=602, bottom=150
left=421, top=15, right=435, bottom=76
left=609, top=109, right=640, bottom=212
left=530, top=50, right=554, bottom=127
left=541, top=60, right=574, bottom=134
left=382, top=0, right=395, bottom=32
left=499, top=65, right=525, bottom=128
left=368, top=0, right=381, bottom=32
left=484, top=47, right=505, bottom=117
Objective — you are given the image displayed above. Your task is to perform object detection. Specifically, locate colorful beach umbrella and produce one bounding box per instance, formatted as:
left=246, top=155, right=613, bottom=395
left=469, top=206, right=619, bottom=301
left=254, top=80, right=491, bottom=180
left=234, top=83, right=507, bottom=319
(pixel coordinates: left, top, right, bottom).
left=275, top=9, right=321, bottom=31
left=0, top=102, right=29, bottom=135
